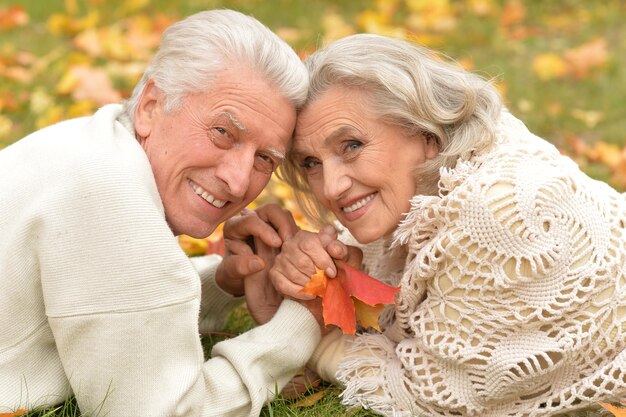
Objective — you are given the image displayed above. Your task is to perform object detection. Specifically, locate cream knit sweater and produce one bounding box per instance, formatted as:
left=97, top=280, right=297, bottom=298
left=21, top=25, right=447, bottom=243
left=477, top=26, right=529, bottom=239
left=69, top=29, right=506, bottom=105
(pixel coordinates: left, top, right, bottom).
left=0, top=104, right=321, bottom=416
left=310, top=112, right=626, bottom=416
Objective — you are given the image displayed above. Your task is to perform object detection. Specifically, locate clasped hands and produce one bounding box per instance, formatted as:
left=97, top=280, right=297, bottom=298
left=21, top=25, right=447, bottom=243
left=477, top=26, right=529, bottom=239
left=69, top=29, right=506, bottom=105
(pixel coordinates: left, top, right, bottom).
left=215, top=203, right=362, bottom=329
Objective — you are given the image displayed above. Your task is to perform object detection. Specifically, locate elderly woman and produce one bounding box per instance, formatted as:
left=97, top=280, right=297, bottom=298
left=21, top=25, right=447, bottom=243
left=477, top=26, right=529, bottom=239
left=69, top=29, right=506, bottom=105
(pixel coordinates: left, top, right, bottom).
left=270, top=34, right=626, bottom=416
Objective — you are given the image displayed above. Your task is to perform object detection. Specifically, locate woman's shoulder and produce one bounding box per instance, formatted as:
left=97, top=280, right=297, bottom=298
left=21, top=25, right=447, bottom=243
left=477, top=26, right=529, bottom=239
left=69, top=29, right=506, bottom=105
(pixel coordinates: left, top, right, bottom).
left=395, top=112, right=625, bottom=250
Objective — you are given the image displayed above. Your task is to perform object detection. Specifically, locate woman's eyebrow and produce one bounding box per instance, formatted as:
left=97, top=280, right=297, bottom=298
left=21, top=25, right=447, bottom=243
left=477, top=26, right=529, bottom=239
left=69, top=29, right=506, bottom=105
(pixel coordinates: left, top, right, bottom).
left=324, top=125, right=361, bottom=146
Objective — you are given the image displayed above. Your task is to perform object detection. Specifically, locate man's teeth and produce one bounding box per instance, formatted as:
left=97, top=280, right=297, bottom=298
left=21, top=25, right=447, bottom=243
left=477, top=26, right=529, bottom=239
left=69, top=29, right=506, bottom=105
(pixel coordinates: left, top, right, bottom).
left=191, top=182, right=227, bottom=208
left=343, top=194, right=375, bottom=213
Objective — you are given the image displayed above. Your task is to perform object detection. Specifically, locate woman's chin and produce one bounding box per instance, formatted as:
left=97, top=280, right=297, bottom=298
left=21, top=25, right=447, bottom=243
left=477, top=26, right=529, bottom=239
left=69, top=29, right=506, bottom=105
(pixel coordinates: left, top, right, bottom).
left=346, top=226, right=385, bottom=245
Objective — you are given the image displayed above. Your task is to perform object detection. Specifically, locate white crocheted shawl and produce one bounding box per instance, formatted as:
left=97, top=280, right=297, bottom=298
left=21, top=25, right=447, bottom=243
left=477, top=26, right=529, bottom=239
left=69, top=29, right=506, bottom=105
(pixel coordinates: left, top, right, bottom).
left=336, top=111, right=626, bottom=417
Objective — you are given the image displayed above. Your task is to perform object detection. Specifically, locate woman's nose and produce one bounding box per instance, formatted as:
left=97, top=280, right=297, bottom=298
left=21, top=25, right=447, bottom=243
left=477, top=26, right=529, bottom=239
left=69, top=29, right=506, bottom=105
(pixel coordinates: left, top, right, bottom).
left=323, top=160, right=351, bottom=200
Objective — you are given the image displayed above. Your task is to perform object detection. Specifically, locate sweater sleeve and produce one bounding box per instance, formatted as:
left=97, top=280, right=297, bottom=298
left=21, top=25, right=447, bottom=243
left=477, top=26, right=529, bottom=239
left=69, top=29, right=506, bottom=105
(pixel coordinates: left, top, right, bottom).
left=49, top=300, right=320, bottom=417
left=189, top=255, right=244, bottom=333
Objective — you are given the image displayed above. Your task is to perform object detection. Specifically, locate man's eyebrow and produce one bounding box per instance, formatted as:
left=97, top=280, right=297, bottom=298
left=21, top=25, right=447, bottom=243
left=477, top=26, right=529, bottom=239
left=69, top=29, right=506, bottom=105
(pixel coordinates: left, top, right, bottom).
left=266, top=147, right=285, bottom=160
left=219, top=111, right=246, bottom=132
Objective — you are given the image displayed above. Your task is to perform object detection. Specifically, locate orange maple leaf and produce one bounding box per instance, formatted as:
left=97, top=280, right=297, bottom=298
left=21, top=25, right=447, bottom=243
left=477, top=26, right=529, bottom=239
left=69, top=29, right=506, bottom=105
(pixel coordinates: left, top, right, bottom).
left=0, top=409, right=27, bottom=417
left=600, top=402, right=626, bottom=417
left=301, top=261, right=399, bottom=335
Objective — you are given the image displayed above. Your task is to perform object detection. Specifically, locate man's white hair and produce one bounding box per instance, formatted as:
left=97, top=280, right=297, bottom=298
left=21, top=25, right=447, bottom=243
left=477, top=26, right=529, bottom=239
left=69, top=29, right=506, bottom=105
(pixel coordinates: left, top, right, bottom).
left=123, top=9, right=307, bottom=121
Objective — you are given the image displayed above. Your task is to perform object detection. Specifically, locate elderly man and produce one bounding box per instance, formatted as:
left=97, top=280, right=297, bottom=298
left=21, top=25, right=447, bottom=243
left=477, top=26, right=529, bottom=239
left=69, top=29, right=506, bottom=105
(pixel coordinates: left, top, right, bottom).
left=0, top=9, right=322, bottom=417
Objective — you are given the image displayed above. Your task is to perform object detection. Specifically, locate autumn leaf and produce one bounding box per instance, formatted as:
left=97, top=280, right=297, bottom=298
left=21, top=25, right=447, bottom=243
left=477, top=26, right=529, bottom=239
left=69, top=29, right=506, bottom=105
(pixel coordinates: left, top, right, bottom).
left=178, top=233, right=224, bottom=257
left=56, top=65, right=122, bottom=106
left=0, top=410, right=27, bottom=417
left=338, top=261, right=397, bottom=305
left=0, top=6, right=28, bottom=31
left=300, top=261, right=399, bottom=335
left=301, top=269, right=328, bottom=297
left=323, top=274, right=357, bottom=334
left=499, top=0, right=525, bottom=27
left=290, top=391, right=326, bottom=408
left=532, top=53, right=567, bottom=81
left=600, top=402, right=626, bottom=417
left=353, top=298, right=385, bottom=332
left=178, top=235, right=209, bottom=257
left=564, top=38, right=608, bottom=79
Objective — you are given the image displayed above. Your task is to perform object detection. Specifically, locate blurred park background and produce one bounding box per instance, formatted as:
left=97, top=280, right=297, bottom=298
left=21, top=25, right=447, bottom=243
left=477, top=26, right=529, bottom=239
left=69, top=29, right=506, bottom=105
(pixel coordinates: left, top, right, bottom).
left=0, top=1, right=625, bottom=415
left=1, top=0, right=625, bottom=193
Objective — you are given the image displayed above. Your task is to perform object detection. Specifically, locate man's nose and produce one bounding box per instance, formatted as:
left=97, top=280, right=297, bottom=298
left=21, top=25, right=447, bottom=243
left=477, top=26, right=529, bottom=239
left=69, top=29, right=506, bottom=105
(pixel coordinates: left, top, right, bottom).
left=216, top=150, right=253, bottom=198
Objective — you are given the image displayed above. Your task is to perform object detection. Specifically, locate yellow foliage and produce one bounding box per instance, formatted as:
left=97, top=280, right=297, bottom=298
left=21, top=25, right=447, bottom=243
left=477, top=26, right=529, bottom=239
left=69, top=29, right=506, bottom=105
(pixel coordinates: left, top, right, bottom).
left=321, top=11, right=355, bottom=43
left=67, top=100, right=96, bottom=118
left=120, top=0, right=150, bottom=15
left=36, top=106, right=65, bottom=130
left=571, top=108, right=604, bottom=128
left=531, top=53, right=567, bottom=81
left=47, top=11, right=99, bottom=35
left=467, top=0, right=495, bottom=16
left=0, top=115, right=13, bottom=140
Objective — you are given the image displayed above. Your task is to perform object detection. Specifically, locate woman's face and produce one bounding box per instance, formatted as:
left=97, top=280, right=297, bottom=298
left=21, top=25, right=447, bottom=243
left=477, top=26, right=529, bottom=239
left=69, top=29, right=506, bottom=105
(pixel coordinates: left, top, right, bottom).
left=293, top=86, right=438, bottom=243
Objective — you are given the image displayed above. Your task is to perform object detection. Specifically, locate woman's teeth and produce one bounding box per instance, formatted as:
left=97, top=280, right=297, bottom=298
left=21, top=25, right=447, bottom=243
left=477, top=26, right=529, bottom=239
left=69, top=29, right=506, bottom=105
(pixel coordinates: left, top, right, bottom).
left=342, top=193, right=375, bottom=213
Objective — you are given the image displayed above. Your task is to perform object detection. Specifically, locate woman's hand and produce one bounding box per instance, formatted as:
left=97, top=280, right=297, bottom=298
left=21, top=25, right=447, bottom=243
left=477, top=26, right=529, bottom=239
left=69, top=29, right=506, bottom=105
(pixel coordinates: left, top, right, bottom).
left=216, top=204, right=298, bottom=297
left=269, top=225, right=363, bottom=300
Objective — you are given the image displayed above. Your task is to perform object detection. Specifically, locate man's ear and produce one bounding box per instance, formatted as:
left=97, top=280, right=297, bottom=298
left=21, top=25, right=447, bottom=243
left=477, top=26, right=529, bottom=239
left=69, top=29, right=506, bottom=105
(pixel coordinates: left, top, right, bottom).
left=134, top=79, right=160, bottom=139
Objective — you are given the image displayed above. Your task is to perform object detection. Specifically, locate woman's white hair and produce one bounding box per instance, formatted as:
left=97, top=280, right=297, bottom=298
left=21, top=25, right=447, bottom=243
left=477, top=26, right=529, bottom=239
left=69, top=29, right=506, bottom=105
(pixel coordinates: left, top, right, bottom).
left=123, top=9, right=308, bottom=121
left=280, top=33, right=504, bottom=226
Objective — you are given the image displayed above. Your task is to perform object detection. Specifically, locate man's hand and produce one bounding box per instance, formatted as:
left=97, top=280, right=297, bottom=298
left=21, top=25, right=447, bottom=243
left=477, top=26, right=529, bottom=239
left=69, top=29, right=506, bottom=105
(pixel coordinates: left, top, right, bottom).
left=215, top=204, right=298, bottom=297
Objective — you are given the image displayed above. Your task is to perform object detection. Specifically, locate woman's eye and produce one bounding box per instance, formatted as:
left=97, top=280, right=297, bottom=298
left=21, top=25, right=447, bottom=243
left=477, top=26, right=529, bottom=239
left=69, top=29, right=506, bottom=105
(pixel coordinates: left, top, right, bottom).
left=299, top=157, right=320, bottom=170
left=344, top=140, right=363, bottom=153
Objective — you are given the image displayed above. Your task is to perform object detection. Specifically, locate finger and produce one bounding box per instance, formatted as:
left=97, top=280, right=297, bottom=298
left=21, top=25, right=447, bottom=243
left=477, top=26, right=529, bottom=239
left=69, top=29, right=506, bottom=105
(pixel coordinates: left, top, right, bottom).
left=317, top=224, right=338, bottom=247
left=270, top=268, right=316, bottom=300
left=224, top=215, right=282, bottom=248
left=222, top=254, right=265, bottom=278
left=346, top=245, right=364, bottom=266
left=271, top=256, right=313, bottom=287
left=224, top=238, right=254, bottom=257
left=256, top=204, right=299, bottom=242
left=326, top=240, right=348, bottom=261
left=297, top=235, right=337, bottom=278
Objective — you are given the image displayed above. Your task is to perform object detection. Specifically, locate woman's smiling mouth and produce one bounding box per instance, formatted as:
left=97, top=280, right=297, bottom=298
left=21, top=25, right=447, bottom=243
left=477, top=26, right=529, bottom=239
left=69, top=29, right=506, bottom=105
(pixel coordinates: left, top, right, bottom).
left=341, top=192, right=376, bottom=213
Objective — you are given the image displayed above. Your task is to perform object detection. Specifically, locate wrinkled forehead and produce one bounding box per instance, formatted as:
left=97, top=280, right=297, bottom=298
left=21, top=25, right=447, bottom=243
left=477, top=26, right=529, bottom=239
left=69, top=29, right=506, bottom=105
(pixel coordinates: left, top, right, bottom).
left=295, top=87, right=372, bottom=143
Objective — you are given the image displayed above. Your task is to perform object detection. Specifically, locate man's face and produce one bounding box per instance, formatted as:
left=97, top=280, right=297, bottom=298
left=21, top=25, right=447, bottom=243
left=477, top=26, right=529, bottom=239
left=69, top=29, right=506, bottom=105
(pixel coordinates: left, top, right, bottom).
left=134, top=67, right=297, bottom=238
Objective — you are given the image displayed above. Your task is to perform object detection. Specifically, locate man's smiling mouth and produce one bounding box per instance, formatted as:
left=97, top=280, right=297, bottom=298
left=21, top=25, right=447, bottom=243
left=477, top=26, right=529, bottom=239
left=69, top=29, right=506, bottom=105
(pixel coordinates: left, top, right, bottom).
left=189, top=180, right=227, bottom=208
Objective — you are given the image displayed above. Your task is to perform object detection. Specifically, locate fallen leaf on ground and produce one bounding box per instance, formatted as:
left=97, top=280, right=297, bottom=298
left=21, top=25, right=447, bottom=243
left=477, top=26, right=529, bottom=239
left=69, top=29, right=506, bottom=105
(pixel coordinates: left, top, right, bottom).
left=0, top=410, right=27, bottom=417
left=600, top=402, right=626, bottom=417
left=290, top=391, right=326, bottom=408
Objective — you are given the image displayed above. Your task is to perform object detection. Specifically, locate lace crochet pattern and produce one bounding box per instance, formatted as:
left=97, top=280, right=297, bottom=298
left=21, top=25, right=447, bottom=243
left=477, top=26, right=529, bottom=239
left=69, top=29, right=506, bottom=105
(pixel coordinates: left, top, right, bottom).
left=336, top=113, right=626, bottom=417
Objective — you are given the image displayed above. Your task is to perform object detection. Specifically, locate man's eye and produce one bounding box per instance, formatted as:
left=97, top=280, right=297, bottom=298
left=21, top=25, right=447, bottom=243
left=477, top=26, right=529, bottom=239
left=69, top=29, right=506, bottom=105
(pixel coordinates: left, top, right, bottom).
left=254, top=153, right=276, bottom=174
left=209, top=127, right=233, bottom=148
